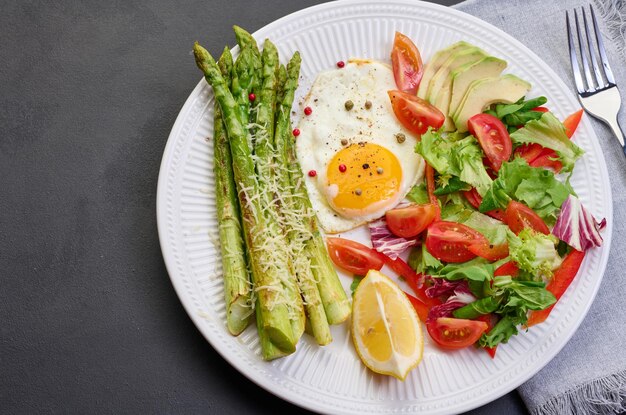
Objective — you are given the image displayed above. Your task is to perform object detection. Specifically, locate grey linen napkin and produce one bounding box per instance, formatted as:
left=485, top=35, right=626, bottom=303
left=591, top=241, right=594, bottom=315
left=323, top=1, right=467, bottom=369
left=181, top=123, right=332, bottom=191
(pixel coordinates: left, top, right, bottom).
left=452, top=0, right=626, bottom=413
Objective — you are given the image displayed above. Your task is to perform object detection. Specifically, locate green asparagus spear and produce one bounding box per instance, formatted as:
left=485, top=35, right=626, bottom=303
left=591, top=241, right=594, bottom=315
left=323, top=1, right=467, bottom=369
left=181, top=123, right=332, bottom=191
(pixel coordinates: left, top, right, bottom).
left=252, top=39, right=306, bottom=343
left=194, top=42, right=296, bottom=353
left=273, top=55, right=332, bottom=345
left=277, top=53, right=351, bottom=325
left=233, top=26, right=261, bottom=61
left=218, top=48, right=284, bottom=359
left=214, top=47, right=253, bottom=336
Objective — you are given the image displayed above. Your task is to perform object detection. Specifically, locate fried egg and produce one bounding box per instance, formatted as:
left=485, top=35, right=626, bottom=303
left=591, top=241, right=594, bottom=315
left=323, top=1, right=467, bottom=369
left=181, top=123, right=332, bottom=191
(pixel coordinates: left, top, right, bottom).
left=296, top=60, right=425, bottom=233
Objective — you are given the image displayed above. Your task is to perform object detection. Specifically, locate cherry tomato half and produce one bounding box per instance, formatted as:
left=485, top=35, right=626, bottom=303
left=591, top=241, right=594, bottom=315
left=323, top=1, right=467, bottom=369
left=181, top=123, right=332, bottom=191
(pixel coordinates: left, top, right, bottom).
left=388, top=90, right=445, bottom=136
left=326, top=237, right=385, bottom=275
left=468, top=113, right=512, bottom=172
left=426, top=317, right=489, bottom=349
left=391, top=32, right=423, bottom=95
left=503, top=200, right=550, bottom=235
left=425, top=221, right=488, bottom=263
left=386, top=203, right=437, bottom=238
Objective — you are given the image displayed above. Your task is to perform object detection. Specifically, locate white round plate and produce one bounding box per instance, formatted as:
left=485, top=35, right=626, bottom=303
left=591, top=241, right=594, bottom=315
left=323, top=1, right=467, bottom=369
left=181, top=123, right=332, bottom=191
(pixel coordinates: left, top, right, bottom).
left=156, top=1, right=613, bottom=413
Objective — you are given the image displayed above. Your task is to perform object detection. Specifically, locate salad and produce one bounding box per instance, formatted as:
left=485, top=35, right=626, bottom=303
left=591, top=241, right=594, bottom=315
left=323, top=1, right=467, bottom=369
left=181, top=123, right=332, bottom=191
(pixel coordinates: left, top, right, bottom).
left=327, top=32, right=606, bottom=359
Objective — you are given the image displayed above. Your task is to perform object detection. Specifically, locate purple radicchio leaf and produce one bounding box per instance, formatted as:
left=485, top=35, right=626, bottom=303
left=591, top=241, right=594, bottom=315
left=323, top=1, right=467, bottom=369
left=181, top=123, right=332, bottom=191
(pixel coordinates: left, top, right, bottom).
left=369, top=218, right=418, bottom=260
left=426, top=280, right=476, bottom=321
left=552, top=195, right=606, bottom=251
left=425, top=278, right=472, bottom=299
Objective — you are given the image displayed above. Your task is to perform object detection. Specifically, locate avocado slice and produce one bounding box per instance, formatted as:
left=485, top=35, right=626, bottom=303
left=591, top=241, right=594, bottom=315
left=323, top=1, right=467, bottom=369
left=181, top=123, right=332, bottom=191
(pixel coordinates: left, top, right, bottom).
left=426, top=47, right=487, bottom=104
left=416, top=41, right=473, bottom=99
left=448, top=57, right=508, bottom=122
left=452, top=74, right=532, bottom=133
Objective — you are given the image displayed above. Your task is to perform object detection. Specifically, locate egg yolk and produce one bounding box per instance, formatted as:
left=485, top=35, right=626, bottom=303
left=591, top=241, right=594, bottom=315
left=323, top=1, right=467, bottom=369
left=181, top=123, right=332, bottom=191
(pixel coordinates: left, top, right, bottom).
left=326, top=142, right=402, bottom=216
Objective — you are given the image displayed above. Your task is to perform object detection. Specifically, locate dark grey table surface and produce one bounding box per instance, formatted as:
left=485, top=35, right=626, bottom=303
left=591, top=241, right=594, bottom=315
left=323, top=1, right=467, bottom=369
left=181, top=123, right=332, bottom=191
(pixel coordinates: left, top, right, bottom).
left=0, top=1, right=529, bottom=413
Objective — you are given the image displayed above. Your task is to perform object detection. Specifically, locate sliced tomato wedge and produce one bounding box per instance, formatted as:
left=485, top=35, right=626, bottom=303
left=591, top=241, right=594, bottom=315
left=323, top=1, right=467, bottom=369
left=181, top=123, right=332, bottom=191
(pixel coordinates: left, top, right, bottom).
left=425, top=163, right=441, bottom=221
left=494, top=261, right=520, bottom=277
left=426, top=317, right=489, bottom=349
left=405, top=292, right=430, bottom=322
left=527, top=250, right=585, bottom=327
left=391, top=32, right=423, bottom=94
left=388, top=90, right=445, bottom=136
left=462, top=188, right=505, bottom=221
left=386, top=203, right=437, bottom=238
left=326, top=238, right=385, bottom=275
left=468, top=113, right=512, bottom=172
left=563, top=109, right=584, bottom=138
left=425, top=221, right=488, bottom=263
left=467, top=241, right=509, bottom=261
left=503, top=200, right=550, bottom=235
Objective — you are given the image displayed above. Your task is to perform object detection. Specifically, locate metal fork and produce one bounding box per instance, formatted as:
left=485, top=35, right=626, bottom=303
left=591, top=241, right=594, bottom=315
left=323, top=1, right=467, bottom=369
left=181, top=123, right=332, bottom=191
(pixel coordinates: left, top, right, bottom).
left=566, top=5, right=626, bottom=157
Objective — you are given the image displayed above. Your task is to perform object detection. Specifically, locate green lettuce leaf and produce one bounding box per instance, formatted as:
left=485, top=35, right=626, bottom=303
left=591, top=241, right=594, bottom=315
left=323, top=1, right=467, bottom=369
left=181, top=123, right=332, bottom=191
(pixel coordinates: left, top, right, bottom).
left=408, top=244, right=442, bottom=275
left=479, top=158, right=573, bottom=224
left=416, top=129, right=493, bottom=196
left=507, top=228, right=563, bottom=279
left=406, top=183, right=430, bottom=204
left=510, top=112, right=584, bottom=173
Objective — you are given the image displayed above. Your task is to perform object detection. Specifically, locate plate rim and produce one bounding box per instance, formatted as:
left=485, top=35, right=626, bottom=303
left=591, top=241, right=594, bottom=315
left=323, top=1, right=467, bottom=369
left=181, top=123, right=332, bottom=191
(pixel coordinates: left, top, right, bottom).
left=156, top=0, right=614, bottom=413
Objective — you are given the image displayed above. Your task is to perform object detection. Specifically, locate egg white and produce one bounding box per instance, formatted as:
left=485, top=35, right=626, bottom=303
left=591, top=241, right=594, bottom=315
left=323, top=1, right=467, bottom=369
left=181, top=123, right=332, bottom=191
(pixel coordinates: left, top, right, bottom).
left=295, top=60, right=425, bottom=234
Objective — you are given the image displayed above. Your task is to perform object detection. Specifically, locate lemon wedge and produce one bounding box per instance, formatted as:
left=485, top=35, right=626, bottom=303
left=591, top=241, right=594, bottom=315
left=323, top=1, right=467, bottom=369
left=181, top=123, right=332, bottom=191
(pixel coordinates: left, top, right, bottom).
left=351, top=269, right=424, bottom=380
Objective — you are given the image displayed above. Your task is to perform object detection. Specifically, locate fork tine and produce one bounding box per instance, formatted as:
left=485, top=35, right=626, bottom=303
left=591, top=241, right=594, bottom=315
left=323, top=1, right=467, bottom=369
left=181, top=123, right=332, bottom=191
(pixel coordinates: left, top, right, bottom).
left=574, top=8, right=595, bottom=91
left=582, top=6, right=606, bottom=88
left=590, top=4, right=616, bottom=85
left=567, top=11, right=586, bottom=95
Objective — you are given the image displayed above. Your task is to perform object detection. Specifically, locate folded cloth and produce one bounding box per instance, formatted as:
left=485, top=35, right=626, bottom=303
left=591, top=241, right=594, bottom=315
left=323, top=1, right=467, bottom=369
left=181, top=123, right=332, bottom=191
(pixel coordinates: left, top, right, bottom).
left=453, top=0, right=626, bottom=413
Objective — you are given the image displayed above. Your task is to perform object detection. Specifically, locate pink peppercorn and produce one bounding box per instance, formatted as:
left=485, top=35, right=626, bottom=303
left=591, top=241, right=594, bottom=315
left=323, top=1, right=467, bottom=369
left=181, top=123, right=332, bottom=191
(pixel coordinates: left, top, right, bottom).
left=304, top=106, right=313, bottom=116
left=338, top=164, right=347, bottom=172
left=308, top=170, right=317, bottom=177
left=248, top=93, right=256, bottom=101
left=292, top=128, right=300, bottom=137
left=337, top=61, right=345, bottom=68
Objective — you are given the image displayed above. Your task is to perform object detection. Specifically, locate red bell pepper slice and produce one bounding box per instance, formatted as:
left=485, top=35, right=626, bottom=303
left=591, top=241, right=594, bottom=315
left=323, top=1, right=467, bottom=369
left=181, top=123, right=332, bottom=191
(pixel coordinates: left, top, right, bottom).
left=425, top=163, right=441, bottom=221
left=526, top=250, right=586, bottom=327
left=405, top=292, right=429, bottom=322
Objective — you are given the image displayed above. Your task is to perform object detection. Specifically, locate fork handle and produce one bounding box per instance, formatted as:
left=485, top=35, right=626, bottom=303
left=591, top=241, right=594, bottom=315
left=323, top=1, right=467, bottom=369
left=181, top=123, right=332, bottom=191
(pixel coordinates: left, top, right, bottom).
left=605, top=117, right=626, bottom=157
